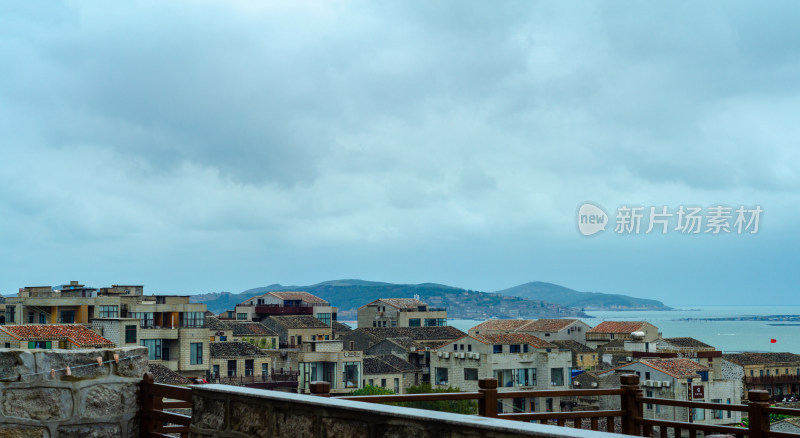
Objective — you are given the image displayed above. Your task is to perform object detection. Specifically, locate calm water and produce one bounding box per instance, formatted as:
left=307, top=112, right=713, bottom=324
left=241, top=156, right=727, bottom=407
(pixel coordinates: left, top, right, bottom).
left=443, top=306, right=800, bottom=354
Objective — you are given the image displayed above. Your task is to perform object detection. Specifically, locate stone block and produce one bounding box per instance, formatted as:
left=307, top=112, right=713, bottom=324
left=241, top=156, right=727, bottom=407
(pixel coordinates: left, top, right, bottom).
left=2, top=387, right=71, bottom=420
left=322, top=417, right=369, bottom=438
left=37, top=350, right=108, bottom=380
left=382, top=425, right=431, bottom=438
left=0, top=350, right=35, bottom=382
left=192, top=395, right=226, bottom=431
left=274, top=411, right=314, bottom=438
left=230, top=401, right=269, bottom=437
left=81, top=383, right=138, bottom=418
left=0, top=425, right=49, bottom=438
left=112, top=347, right=148, bottom=378
left=57, top=424, right=121, bottom=438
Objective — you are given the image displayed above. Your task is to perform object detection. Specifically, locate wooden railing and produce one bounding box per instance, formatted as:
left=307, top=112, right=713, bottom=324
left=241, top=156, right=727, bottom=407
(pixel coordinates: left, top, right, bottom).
left=141, top=372, right=192, bottom=438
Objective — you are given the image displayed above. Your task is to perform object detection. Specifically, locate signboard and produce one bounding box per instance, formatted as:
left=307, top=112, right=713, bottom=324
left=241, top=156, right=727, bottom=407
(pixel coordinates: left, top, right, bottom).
left=692, top=385, right=704, bottom=400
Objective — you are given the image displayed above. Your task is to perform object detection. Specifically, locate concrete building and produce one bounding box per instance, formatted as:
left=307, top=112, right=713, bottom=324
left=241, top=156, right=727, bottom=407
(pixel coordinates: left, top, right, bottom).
left=363, top=354, right=422, bottom=393
left=5, top=281, right=211, bottom=379
left=429, top=333, right=572, bottom=414
left=601, top=358, right=743, bottom=426
left=551, top=340, right=599, bottom=371
left=470, top=319, right=591, bottom=344
left=0, top=324, right=114, bottom=349
left=357, top=298, right=447, bottom=328
left=91, top=318, right=142, bottom=348
left=722, top=352, right=800, bottom=400
left=234, top=291, right=338, bottom=326
left=585, top=321, right=660, bottom=349
left=265, top=339, right=364, bottom=395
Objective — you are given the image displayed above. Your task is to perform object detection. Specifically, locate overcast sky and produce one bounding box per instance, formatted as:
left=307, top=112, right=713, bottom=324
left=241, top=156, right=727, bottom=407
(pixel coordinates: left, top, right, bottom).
left=1, top=1, right=798, bottom=305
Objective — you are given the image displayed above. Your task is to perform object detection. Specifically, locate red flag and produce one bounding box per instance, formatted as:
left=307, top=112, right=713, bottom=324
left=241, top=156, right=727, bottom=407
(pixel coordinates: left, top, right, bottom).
left=771, top=339, right=777, bottom=343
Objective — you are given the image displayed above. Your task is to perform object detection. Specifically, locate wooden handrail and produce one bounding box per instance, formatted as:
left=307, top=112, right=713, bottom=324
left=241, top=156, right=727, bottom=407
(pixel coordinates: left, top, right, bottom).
left=637, top=396, right=749, bottom=412
left=141, top=372, right=192, bottom=438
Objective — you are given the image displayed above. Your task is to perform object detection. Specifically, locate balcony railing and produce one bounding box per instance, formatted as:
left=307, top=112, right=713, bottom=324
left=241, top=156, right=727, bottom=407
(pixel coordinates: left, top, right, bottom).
left=745, top=374, right=800, bottom=385
left=141, top=373, right=800, bottom=438
left=254, top=304, right=313, bottom=315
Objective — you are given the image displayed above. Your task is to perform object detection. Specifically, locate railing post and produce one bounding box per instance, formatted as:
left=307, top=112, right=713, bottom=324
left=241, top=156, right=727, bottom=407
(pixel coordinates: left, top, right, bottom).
left=747, top=390, right=770, bottom=438
left=478, top=378, right=498, bottom=418
left=310, top=381, right=331, bottom=397
left=620, top=374, right=642, bottom=436
left=141, top=372, right=155, bottom=435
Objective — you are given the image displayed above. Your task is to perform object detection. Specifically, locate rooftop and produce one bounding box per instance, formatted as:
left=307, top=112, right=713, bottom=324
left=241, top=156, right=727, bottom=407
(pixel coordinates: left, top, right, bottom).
left=363, top=355, right=421, bottom=374
left=661, top=337, right=714, bottom=349
left=723, top=352, right=800, bottom=366
left=613, top=358, right=710, bottom=379
left=471, top=333, right=555, bottom=349
left=229, top=321, right=277, bottom=336
left=267, top=291, right=329, bottom=304
left=268, top=315, right=331, bottom=329
left=366, top=298, right=428, bottom=310
left=210, top=341, right=267, bottom=358
left=470, top=319, right=531, bottom=332
left=148, top=363, right=191, bottom=385
left=332, top=321, right=352, bottom=334
left=551, top=339, right=596, bottom=353
left=205, top=316, right=232, bottom=331
left=360, top=326, right=465, bottom=341
left=587, top=321, right=649, bottom=334
left=0, top=324, right=114, bottom=347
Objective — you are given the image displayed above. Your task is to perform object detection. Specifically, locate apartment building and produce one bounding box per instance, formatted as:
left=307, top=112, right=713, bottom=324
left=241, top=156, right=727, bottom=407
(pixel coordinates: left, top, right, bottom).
left=265, top=339, right=363, bottom=394
left=6, top=281, right=210, bottom=378
left=602, top=358, right=743, bottom=426
left=357, top=298, right=447, bottom=328
left=585, top=321, right=660, bottom=349
left=428, top=333, right=572, bottom=414
left=234, top=291, right=338, bottom=326
left=209, top=342, right=271, bottom=379
left=470, top=319, right=591, bottom=344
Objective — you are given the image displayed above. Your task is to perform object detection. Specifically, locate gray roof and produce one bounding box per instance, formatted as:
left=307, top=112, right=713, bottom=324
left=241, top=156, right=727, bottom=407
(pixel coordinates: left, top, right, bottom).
left=360, top=326, right=465, bottom=341
left=267, top=315, right=330, bottom=329
left=662, top=337, right=714, bottom=349
left=210, top=341, right=267, bottom=358
left=363, top=355, right=420, bottom=374
left=229, top=321, right=277, bottom=336
left=148, top=363, right=191, bottom=385
left=552, top=340, right=596, bottom=353
left=205, top=316, right=232, bottom=330
left=723, top=352, right=800, bottom=366
left=332, top=321, right=353, bottom=334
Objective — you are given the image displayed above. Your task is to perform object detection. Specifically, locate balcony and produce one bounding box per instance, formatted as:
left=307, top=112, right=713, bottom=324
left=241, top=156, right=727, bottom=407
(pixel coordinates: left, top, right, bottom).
left=745, top=374, right=800, bottom=385
left=254, top=304, right=313, bottom=316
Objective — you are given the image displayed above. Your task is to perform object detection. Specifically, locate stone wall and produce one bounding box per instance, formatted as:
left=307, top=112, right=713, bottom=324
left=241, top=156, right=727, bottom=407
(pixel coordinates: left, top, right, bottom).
left=0, top=346, right=147, bottom=438
left=189, top=384, right=628, bottom=438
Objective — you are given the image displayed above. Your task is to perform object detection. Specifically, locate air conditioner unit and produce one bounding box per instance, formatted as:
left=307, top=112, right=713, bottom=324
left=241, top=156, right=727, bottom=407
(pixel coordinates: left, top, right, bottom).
left=473, top=353, right=480, bottom=360
left=663, top=381, right=671, bottom=387
left=443, top=352, right=450, bottom=359
left=653, top=381, right=662, bottom=388
left=459, top=353, right=466, bottom=359
left=437, top=352, right=443, bottom=357
left=644, top=380, right=653, bottom=387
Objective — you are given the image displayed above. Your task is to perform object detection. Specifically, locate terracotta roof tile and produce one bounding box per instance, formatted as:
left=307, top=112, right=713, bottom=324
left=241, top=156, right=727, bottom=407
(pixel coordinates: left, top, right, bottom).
left=522, top=319, right=581, bottom=332
left=0, top=324, right=114, bottom=347
left=268, top=291, right=329, bottom=304
left=587, top=321, right=648, bottom=334
left=470, top=319, right=532, bottom=332
left=639, top=358, right=709, bottom=379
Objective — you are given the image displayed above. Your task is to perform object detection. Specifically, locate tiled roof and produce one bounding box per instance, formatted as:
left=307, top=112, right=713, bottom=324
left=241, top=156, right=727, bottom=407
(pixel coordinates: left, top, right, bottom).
left=470, top=320, right=531, bottom=332
left=551, top=340, right=596, bottom=353
left=0, top=324, right=113, bottom=347
left=268, top=315, right=330, bottom=329
left=662, top=337, right=714, bottom=349
left=332, top=321, right=352, bottom=333
left=205, top=316, right=232, bottom=330
left=210, top=341, right=267, bottom=357
left=587, top=321, right=648, bottom=334
left=375, top=298, right=427, bottom=310
left=522, top=319, right=581, bottom=332
left=723, top=352, right=800, bottom=366
left=229, top=322, right=277, bottom=336
left=148, top=363, right=191, bottom=385
left=639, top=358, right=709, bottom=379
left=363, top=355, right=420, bottom=374
left=268, top=291, right=329, bottom=304
left=386, top=337, right=425, bottom=351
left=360, top=326, right=465, bottom=341
left=472, top=333, right=555, bottom=349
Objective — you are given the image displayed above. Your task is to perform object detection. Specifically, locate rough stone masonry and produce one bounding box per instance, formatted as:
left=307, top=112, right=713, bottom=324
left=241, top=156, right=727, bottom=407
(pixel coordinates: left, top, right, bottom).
left=0, top=346, right=148, bottom=438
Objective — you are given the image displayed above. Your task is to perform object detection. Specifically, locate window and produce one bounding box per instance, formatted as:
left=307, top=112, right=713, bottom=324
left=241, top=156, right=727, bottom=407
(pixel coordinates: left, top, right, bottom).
left=579, top=355, right=584, bottom=361
left=544, top=333, right=550, bottom=337
left=435, top=367, right=449, bottom=385
left=372, top=321, right=376, bottom=327
left=343, top=362, right=360, bottom=388
left=39, top=313, right=46, bottom=324
left=141, top=339, right=162, bottom=360
left=727, top=398, right=731, bottom=418
left=510, top=345, right=521, bottom=353
left=28, top=312, right=34, bottom=324
left=28, top=341, right=52, bottom=349
left=237, top=313, right=248, bottom=320
left=460, top=344, right=464, bottom=351
left=453, top=344, right=458, bottom=352
left=424, top=318, right=447, bottom=327
left=99, top=305, right=119, bottom=318
left=493, top=345, right=503, bottom=354
left=245, top=359, right=254, bottom=376
left=516, top=368, right=536, bottom=386
left=712, top=399, right=723, bottom=419
left=394, top=378, right=400, bottom=393
left=59, top=310, right=75, bottom=323
left=750, top=370, right=754, bottom=376
left=212, top=365, right=220, bottom=378
left=182, top=312, right=205, bottom=327
left=368, top=379, right=374, bottom=386
left=125, top=325, right=137, bottom=344
left=5, top=306, right=15, bottom=323
left=464, top=368, right=479, bottom=381
left=228, top=359, right=237, bottom=376
left=262, top=363, right=269, bottom=377
left=130, top=312, right=154, bottom=328
left=467, top=344, right=472, bottom=352
left=551, top=368, right=564, bottom=386
left=760, top=370, right=764, bottom=376
left=190, top=343, right=203, bottom=365
left=693, top=407, right=705, bottom=421
left=316, top=313, right=331, bottom=325
left=766, top=370, right=770, bottom=376
left=409, top=318, right=421, bottom=327
left=646, top=390, right=653, bottom=409
left=645, top=372, right=651, bottom=380
left=381, top=378, right=386, bottom=387
left=513, top=398, right=525, bottom=413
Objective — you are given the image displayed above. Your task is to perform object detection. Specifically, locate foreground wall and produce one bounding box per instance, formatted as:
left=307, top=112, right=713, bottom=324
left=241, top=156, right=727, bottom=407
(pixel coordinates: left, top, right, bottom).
left=0, top=346, right=148, bottom=438
left=190, top=384, right=627, bottom=438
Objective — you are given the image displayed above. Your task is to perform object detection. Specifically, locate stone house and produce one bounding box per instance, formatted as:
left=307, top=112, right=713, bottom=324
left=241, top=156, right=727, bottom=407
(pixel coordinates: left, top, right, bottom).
left=209, top=341, right=271, bottom=379
left=205, top=315, right=234, bottom=342
left=585, top=321, right=660, bottom=349
left=551, top=340, right=599, bottom=371
left=0, top=324, right=114, bottom=349
left=363, top=354, right=422, bottom=393
left=470, top=319, right=591, bottom=344
left=228, top=321, right=279, bottom=348
left=428, top=332, right=572, bottom=414
left=600, top=358, right=743, bottom=426
left=260, top=315, right=333, bottom=347
left=722, top=352, right=800, bottom=399
left=357, top=298, right=447, bottom=328
left=91, top=317, right=142, bottom=348
left=234, top=291, right=338, bottom=326
left=265, top=339, right=364, bottom=395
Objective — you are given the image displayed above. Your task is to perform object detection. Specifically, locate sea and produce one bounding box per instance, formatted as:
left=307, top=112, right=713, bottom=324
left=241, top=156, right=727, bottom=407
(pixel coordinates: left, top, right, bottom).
left=441, top=306, right=800, bottom=354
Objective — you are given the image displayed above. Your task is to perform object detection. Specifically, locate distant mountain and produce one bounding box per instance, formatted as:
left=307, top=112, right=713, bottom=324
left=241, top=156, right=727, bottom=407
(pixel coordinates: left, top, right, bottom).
left=495, top=281, right=671, bottom=310
left=191, top=279, right=590, bottom=319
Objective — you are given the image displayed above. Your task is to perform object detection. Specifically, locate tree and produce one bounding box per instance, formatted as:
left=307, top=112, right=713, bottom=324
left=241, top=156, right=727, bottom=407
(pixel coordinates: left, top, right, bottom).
left=348, top=385, right=396, bottom=396
left=398, top=383, right=478, bottom=415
